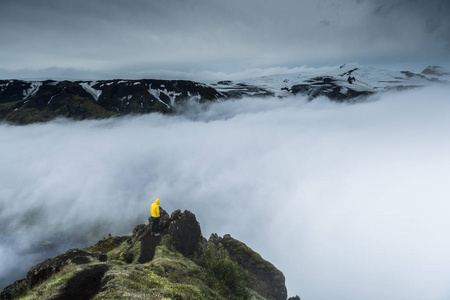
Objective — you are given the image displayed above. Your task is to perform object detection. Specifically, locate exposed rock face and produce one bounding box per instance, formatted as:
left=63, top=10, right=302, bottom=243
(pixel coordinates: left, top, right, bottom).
left=212, top=82, right=276, bottom=98
left=210, top=233, right=287, bottom=300
left=137, top=208, right=203, bottom=258
left=166, top=209, right=203, bottom=257
left=288, top=76, right=374, bottom=101
left=0, top=249, right=106, bottom=300
left=0, top=80, right=37, bottom=103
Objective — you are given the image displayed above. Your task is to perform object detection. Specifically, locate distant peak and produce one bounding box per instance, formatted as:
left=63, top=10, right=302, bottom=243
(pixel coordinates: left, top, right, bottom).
left=422, top=66, right=450, bottom=76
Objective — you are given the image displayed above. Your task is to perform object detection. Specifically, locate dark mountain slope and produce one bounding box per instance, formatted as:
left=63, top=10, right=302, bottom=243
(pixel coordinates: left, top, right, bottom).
left=1, top=64, right=447, bottom=124
left=0, top=79, right=222, bottom=124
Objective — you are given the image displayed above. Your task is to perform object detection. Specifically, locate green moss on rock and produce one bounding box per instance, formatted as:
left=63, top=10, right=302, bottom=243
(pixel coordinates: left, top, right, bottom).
left=209, top=234, right=287, bottom=300
left=2, top=210, right=290, bottom=300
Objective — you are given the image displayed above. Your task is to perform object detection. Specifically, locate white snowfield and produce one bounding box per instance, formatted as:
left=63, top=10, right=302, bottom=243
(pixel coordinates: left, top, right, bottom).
left=212, top=63, right=450, bottom=98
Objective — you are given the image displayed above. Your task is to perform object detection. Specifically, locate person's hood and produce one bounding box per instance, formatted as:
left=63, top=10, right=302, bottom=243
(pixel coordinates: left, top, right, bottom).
left=155, top=198, right=160, bottom=205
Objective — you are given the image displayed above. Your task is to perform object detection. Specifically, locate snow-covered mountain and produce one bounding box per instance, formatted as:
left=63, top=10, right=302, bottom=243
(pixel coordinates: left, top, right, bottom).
left=0, top=64, right=448, bottom=124
left=213, top=63, right=450, bottom=100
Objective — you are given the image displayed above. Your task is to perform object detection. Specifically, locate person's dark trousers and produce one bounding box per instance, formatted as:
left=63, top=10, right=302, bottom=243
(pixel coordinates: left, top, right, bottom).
left=151, top=217, right=160, bottom=233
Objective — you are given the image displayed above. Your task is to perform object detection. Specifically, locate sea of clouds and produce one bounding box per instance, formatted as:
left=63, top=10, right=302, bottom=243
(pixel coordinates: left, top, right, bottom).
left=1, top=85, right=450, bottom=299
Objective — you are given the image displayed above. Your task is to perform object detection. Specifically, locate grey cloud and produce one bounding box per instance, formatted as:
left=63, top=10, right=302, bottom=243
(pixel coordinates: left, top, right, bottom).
left=0, top=0, right=449, bottom=80
left=320, top=19, right=331, bottom=26
left=369, top=0, right=450, bottom=38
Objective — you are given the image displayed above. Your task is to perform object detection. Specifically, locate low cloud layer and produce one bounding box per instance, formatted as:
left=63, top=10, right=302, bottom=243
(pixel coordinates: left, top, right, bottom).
left=2, top=86, right=450, bottom=299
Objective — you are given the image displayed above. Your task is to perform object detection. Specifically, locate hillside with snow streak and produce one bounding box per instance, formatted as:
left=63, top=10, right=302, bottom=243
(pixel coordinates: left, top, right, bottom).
left=0, top=64, right=448, bottom=124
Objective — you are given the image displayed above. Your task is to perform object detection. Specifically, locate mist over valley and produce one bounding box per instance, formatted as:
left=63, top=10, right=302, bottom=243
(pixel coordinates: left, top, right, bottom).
left=2, top=85, right=450, bottom=299
left=2, top=0, right=450, bottom=298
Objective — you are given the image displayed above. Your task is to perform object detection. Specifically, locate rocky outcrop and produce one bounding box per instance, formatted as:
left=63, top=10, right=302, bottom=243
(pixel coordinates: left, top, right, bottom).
left=133, top=209, right=203, bottom=262
left=212, top=82, right=276, bottom=98
left=289, top=76, right=374, bottom=101
left=2, top=209, right=290, bottom=300
left=0, top=80, right=38, bottom=103
left=166, top=209, right=203, bottom=257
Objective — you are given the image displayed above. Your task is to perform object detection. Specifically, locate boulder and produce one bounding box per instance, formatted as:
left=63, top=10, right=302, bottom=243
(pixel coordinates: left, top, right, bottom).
left=136, top=208, right=203, bottom=261
left=167, top=209, right=203, bottom=256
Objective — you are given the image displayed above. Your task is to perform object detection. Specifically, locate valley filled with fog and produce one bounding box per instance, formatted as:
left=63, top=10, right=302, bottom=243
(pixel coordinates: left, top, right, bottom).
left=1, top=86, right=450, bottom=299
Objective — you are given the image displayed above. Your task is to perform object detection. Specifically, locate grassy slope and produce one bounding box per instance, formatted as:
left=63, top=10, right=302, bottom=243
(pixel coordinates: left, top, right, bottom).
left=13, top=236, right=266, bottom=300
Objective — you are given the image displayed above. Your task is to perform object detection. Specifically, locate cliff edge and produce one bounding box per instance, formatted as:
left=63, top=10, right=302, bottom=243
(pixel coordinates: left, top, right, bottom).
left=1, top=209, right=299, bottom=300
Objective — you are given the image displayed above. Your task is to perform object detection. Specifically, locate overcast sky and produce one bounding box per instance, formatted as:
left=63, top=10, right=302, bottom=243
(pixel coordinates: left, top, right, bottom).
left=1, top=0, right=449, bottom=80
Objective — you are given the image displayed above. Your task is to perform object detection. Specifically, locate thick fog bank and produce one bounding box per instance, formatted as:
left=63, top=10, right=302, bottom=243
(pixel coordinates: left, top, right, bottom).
left=1, top=86, right=450, bottom=299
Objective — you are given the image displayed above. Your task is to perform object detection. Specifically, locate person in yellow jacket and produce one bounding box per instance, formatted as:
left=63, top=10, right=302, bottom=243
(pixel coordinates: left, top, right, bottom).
left=150, top=198, right=161, bottom=236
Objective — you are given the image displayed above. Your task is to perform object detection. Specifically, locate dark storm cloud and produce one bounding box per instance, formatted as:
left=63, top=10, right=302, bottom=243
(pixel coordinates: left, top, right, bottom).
left=0, top=0, right=449, bottom=79
left=369, top=0, right=450, bottom=42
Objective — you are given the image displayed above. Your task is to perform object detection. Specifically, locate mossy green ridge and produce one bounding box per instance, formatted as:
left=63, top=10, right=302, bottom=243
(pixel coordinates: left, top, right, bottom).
left=1, top=210, right=294, bottom=300
left=209, top=234, right=287, bottom=300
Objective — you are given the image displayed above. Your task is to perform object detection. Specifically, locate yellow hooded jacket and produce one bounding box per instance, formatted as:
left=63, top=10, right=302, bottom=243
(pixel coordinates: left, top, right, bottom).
left=150, top=198, right=161, bottom=218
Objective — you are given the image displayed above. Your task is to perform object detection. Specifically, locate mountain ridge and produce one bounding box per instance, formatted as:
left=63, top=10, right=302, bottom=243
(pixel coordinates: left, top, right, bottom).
left=1, top=64, right=448, bottom=124
left=1, top=209, right=298, bottom=300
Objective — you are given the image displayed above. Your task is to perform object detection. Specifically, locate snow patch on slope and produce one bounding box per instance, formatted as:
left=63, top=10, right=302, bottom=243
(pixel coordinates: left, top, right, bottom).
left=0, top=82, right=9, bottom=93
left=147, top=84, right=181, bottom=108
left=148, top=85, right=170, bottom=108
left=80, top=82, right=102, bottom=101
left=23, top=82, right=42, bottom=98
